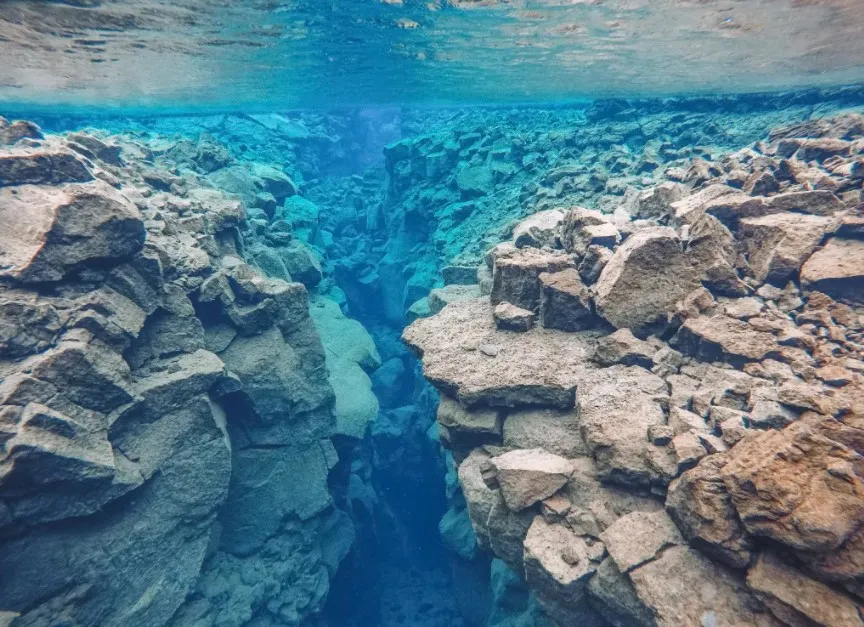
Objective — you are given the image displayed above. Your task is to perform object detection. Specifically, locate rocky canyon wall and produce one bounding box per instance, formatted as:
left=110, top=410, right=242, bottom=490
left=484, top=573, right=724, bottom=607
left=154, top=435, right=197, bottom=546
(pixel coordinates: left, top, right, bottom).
left=404, top=111, right=864, bottom=626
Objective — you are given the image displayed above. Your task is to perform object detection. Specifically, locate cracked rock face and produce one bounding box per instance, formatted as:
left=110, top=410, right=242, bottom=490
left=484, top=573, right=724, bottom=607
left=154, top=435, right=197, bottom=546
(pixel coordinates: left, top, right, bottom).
left=406, top=112, right=864, bottom=627
left=0, top=122, right=358, bottom=626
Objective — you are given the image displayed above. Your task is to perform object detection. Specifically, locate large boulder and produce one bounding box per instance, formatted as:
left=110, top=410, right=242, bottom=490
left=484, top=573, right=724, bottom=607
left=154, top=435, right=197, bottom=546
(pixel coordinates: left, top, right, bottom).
left=721, top=413, right=864, bottom=554
left=594, top=227, right=701, bottom=335
left=666, top=454, right=754, bottom=568
left=0, top=183, right=145, bottom=283
left=739, top=212, right=836, bottom=285
left=576, top=366, right=669, bottom=488
left=0, top=145, right=92, bottom=186
left=522, top=517, right=604, bottom=625
left=403, top=298, right=597, bottom=409
left=672, top=314, right=781, bottom=364
left=512, top=209, right=564, bottom=249
left=626, top=545, right=781, bottom=627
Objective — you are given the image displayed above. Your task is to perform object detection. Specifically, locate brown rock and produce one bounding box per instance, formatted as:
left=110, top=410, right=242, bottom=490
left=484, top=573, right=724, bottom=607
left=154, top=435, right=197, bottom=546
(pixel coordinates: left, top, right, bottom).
left=739, top=212, right=835, bottom=285
left=673, top=314, right=781, bottom=364
left=722, top=414, right=864, bottom=553
left=628, top=545, right=782, bottom=627
left=594, top=227, right=701, bottom=335
left=0, top=145, right=92, bottom=186
left=601, top=510, right=684, bottom=573
left=491, top=248, right=575, bottom=311
left=492, top=301, right=536, bottom=332
left=490, top=448, right=573, bottom=511
left=801, top=238, right=864, bottom=304
left=747, top=551, right=864, bottom=627
left=538, top=268, right=593, bottom=331
left=666, top=455, right=755, bottom=568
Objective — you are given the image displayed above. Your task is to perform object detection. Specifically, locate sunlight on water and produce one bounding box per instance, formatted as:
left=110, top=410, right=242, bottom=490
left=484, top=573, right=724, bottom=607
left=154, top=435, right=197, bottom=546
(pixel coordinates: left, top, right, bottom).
left=2, top=0, right=864, bottom=112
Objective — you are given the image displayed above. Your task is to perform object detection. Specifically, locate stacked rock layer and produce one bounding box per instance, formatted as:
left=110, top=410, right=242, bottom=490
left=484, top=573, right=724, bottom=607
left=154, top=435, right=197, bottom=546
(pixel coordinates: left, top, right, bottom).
left=404, top=114, right=864, bottom=627
left=0, top=117, right=363, bottom=626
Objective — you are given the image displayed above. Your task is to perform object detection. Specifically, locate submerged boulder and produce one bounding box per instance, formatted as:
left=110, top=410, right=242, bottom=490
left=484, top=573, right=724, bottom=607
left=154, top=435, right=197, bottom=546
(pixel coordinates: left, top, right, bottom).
left=0, top=182, right=145, bottom=283
left=594, top=227, right=700, bottom=335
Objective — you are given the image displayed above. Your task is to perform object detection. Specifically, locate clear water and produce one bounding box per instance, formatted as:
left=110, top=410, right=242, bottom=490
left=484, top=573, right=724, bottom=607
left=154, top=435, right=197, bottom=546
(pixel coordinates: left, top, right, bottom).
left=3, top=0, right=864, bottom=112
left=2, top=2, right=864, bottom=627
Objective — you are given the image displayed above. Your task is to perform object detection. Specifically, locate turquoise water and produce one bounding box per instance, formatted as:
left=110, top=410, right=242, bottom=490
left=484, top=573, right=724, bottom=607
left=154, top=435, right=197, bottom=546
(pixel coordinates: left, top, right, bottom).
left=3, top=2, right=864, bottom=627
left=3, top=0, right=864, bottom=111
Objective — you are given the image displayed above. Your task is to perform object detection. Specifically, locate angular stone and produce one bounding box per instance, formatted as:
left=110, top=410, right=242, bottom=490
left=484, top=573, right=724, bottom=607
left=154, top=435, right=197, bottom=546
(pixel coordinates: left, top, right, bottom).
left=493, top=302, right=536, bottom=332
left=801, top=238, right=864, bottom=303
left=491, top=248, right=575, bottom=311
left=594, top=227, right=701, bottom=334
left=593, top=328, right=655, bottom=368
left=512, top=209, right=564, bottom=249
left=538, top=268, right=593, bottom=331
left=673, top=314, right=781, bottom=364
left=523, top=517, right=601, bottom=624
left=670, top=184, right=740, bottom=224
left=490, top=448, right=573, bottom=511
left=0, top=120, right=42, bottom=146
left=672, top=431, right=707, bottom=472
left=577, top=244, right=612, bottom=285
left=739, top=212, right=835, bottom=284
left=634, top=181, right=687, bottom=220
left=588, top=557, right=654, bottom=627
left=666, top=454, right=755, bottom=568
left=686, top=213, right=747, bottom=296
left=721, top=414, right=864, bottom=553
left=560, top=207, right=612, bottom=255
left=0, top=183, right=145, bottom=283
left=438, top=395, right=502, bottom=443
left=0, top=145, right=91, bottom=186
left=601, top=510, right=684, bottom=573
left=747, top=551, right=863, bottom=627
left=628, top=545, right=781, bottom=627
left=403, top=298, right=596, bottom=409
left=277, top=241, right=322, bottom=287
left=577, top=366, right=668, bottom=488
left=766, top=190, right=846, bottom=216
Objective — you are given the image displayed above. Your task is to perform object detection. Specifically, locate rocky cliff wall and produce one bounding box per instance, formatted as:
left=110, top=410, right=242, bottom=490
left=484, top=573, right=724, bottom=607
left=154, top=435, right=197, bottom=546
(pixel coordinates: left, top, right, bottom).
left=0, top=117, right=367, bottom=626
left=404, top=112, right=864, bottom=627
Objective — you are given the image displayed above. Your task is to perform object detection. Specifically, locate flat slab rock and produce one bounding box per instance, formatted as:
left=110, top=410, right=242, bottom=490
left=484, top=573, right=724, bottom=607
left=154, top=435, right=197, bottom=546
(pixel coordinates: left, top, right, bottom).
left=490, top=448, right=573, bottom=511
left=403, top=298, right=599, bottom=409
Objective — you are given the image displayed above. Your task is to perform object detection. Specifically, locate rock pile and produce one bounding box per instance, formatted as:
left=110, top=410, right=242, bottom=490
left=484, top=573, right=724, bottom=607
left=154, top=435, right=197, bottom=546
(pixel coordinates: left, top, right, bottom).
left=405, top=113, right=864, bottom=626
left=0, top=118, right=358, bottom=626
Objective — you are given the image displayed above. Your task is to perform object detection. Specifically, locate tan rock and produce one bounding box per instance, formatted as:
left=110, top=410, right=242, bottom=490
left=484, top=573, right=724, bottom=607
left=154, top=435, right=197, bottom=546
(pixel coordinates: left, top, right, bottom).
left=601, top=510, right=684, bottom=573
left=538, top=268, right=593, bottom=331
left=739, top=212, right=836, bottom=284
left=628, top=545, right=782, bottom=627
left=403, top=298, right=597, bottom=409
left=594, top=227, right=701, bottom=334
left=490, top=448, right=573, bottom=511
left=747, top=551, right=864, bottom=627
left=801, top=238, right=864, bottom=304
left=491, top=247, right=575, bottom=311
left=673, top=314, right=781, bottom=364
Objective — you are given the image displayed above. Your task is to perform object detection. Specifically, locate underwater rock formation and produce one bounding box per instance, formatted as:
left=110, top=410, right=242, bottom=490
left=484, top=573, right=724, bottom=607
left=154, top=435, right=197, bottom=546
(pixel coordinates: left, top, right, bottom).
left=2, top=96, right=864, bottom=627
left=405, top=112, right=864, bottom=627
left=0, top=118, right=363, bottom=626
